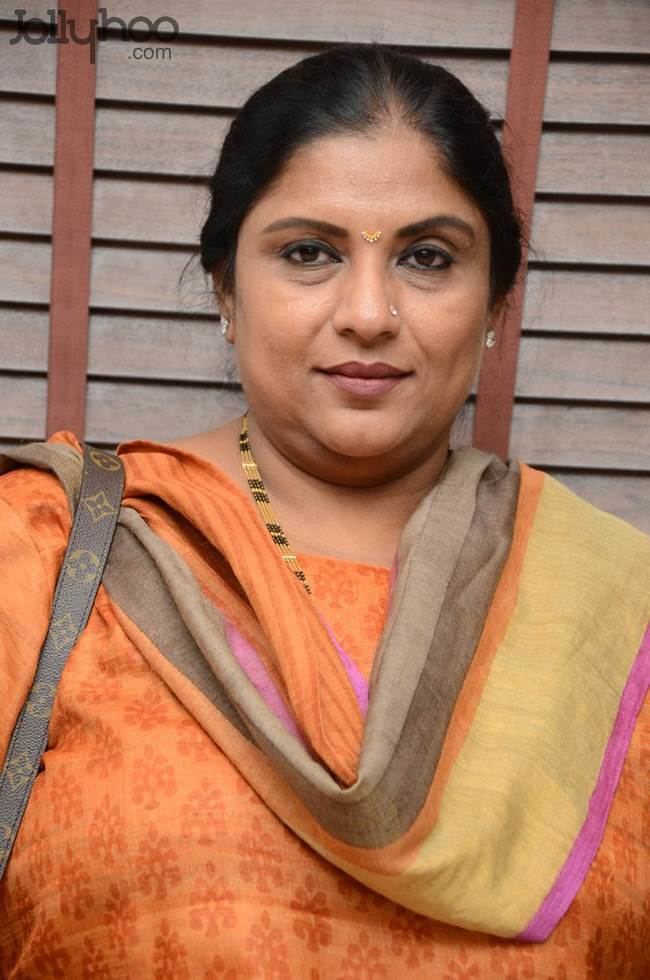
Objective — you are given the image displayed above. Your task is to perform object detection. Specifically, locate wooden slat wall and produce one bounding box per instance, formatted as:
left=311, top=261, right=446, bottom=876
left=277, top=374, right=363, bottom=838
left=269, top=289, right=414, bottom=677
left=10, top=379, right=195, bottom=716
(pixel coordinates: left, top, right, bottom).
left=1, top=1, right=648, bottom=531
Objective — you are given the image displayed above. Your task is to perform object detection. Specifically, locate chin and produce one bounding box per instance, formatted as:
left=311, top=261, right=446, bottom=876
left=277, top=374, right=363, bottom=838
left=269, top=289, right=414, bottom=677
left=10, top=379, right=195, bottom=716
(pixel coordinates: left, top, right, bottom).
left=317, top=416, right=405, bottom=459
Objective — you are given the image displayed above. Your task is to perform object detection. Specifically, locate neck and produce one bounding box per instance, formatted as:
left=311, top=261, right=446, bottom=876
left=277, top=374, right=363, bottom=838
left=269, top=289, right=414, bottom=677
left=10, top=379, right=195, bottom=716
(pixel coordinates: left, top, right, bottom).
left=242, top=412, right=452, bottom=551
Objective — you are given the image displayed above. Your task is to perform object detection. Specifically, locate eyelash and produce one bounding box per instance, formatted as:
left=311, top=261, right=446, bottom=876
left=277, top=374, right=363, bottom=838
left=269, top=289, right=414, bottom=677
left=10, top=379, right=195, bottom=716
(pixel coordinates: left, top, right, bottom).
left=279, top=240, right=454, bottom=273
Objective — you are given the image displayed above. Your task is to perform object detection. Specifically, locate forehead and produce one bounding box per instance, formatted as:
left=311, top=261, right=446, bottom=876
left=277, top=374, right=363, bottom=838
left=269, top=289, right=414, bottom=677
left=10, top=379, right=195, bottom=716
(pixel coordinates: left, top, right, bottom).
left=245, top=124, right=486, bottom=234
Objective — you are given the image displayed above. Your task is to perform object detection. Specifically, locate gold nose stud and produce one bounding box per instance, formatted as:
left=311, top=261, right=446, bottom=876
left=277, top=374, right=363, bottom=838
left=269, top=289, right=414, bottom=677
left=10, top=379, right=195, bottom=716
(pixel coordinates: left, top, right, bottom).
left=361, top=230, right=382, bottom=243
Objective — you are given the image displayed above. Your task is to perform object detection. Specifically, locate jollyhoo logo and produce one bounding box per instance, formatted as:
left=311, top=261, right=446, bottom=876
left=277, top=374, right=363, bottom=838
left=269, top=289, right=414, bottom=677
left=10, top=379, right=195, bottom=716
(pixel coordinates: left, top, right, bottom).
left=9, top=8, right=179, bottom=65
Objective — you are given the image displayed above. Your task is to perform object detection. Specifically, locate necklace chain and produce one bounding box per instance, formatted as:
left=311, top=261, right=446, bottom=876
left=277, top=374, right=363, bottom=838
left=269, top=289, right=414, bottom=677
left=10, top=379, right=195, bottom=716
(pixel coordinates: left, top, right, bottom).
left=239, top=411, right=313, bottom=596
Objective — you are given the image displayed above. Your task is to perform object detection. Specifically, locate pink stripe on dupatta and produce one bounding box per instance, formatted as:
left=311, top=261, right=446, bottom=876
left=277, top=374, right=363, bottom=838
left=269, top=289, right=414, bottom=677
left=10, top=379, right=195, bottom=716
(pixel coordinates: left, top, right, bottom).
left=313, top=551, right=401, bottom=718
left=318, top=615, right=369, bottom=717
left=518, top=622, right=650, bottom=942
left=225, top=612, right=373, bottom=740
left=225, top=620, right=305, bottom=740
left=224, top=553, right=400, bottom=737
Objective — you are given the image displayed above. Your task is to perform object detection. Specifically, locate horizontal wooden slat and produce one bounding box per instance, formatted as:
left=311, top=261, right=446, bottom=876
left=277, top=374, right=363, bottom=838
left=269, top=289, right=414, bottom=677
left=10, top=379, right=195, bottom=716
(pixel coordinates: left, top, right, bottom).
left=530, top=201, right=650, bottom=266
left=0, top=308, right=49, bottom=369
left=0, top=171, right=53, bottom=235
left=2, top=375, right=648, bottom=471
left=95, top=106, right=231, bottom=177
left=0, top=171, right=205, bottom=242
left=0, top=99, right=55, bottom=167
left=0, top=374, right=247, bottom=442
left=552, top=0, right=650, bottom=55
left=546, top=471, right=650, bottom=534
left=455, top=402, right=650, bottom=471
left=0, top=374, right=48, bottom=439
left=98, top=40, right=304, bottom=109
left=87, top=314, right=236, bottom=381
left=90, top=245, right=201, bottom=311
left=508, top=403, right=650, bottom=470
left=0, top=310, right=235, bottom=381
left=91, top=177, right=205, bottom=244
left=5, top=174, right=650, bottom=269
left=0, top=239, right=50, bottom=304
left=0, top=23, right=56, bottom=94
left=524, top=269, right=650, bottom=336
left=85, top=380, right=248, bottom=443
left=545, top=61, right=650, bottom=126
left=537, top=131, right=650, bottom=197
left=3, top=311, right=648, bottom=405
left=514, top=337, right=649, bottom=402
left=0, top=105, right=190, bottom=180
left=2, top=243, right=649, bottom=339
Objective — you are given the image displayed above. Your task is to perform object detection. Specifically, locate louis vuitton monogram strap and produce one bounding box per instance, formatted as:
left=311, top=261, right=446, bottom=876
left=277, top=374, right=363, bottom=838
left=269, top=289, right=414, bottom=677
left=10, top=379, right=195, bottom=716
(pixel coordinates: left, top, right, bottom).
left=0, top=444, right=124, bottom=879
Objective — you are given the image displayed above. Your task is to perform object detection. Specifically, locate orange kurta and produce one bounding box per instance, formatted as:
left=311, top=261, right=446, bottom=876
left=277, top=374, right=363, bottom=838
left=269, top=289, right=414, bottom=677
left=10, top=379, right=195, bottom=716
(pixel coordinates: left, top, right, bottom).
left=0, top=434, right=647, bottom=979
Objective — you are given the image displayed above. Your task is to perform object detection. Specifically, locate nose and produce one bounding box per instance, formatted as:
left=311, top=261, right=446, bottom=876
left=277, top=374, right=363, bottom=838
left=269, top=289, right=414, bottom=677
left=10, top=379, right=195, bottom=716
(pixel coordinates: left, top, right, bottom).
left=331, top=259, right=400, bottom=343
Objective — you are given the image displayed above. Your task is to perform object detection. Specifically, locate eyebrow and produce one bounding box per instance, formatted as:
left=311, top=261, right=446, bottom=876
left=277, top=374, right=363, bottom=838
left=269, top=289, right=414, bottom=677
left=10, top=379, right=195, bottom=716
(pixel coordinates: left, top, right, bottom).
left=261, top=214, right=476, bottom=243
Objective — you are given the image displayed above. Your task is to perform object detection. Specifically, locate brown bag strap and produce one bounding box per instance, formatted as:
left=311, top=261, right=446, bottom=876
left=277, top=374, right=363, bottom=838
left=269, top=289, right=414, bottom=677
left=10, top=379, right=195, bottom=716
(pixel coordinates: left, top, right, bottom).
left=0, top=445, right=124, bottom=879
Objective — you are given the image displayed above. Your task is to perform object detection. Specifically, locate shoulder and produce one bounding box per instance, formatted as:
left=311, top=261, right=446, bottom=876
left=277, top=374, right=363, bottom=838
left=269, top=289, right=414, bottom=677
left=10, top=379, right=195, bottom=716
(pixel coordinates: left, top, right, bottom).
left=0, top=431, right=82, bottom=570
left=521, top=461, right=650, bottom=550
left=517, top=461, right=650, bottom=618
left=0, top=432, right=86, bottom=655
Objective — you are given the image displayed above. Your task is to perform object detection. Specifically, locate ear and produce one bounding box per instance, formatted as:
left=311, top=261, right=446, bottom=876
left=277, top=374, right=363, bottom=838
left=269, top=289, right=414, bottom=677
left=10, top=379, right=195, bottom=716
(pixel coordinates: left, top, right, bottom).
left=488, top=296, right=508, bottom=327
left=488, top=295, right=508, bottom=329
left=211, top=265, right=234, bottom=321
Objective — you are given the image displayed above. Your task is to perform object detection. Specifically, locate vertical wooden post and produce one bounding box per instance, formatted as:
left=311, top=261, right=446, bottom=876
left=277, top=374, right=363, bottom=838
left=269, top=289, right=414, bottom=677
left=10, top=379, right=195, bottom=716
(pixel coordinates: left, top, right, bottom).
left=46, top=1, right=98, bottom=437
left=472, top=0, right=555, bottom=459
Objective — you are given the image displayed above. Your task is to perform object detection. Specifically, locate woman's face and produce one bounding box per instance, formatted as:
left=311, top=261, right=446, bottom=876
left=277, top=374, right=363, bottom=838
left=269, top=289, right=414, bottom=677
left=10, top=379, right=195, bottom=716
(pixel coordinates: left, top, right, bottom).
left=217, top=123, right=495, bottom=486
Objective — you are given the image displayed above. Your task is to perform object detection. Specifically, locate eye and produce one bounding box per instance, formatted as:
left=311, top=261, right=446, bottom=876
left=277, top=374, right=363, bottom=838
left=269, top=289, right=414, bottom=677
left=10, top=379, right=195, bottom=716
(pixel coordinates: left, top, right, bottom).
left=280, top=241, right=339, bottom=267
left=401, top=246, right=453, bottom=272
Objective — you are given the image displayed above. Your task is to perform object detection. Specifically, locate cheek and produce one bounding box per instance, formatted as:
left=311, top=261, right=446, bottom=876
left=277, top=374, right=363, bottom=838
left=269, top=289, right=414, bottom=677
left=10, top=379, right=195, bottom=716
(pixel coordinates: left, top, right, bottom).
left=235, top=323, right=311, bottom=395
left=417, top=293, right=486, bottom=360
left=236, top=303, right=322, bottom=373
left=413, top=298, right=487, bottom=402
left=235, top=265, right=322, bottom=345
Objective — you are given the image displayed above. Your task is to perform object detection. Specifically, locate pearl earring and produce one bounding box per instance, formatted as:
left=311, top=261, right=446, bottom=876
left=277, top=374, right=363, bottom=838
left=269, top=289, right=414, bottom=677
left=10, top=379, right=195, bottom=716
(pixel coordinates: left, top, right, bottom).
left=221, top=317, right=229, bottom=336
left=486, top=329, right=496, bottom=348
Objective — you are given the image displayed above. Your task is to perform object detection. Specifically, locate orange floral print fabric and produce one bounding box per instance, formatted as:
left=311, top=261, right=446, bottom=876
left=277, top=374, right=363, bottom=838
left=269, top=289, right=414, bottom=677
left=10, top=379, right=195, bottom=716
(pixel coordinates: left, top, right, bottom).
left=0, top=452, right=647, bottom=979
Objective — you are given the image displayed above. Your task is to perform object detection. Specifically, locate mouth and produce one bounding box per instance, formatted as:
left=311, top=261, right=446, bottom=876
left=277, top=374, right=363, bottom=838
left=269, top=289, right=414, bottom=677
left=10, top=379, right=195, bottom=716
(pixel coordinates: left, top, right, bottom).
left=318, top=371, right=410, bottom=397
left=320, top=362, right=410, bottom=379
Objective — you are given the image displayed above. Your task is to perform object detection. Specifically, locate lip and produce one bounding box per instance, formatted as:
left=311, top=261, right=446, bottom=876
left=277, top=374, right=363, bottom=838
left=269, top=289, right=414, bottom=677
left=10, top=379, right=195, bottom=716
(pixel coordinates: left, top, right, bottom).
left=320, top=373, right=407, bottom=397
left=321, top=361, right=409, bottom=379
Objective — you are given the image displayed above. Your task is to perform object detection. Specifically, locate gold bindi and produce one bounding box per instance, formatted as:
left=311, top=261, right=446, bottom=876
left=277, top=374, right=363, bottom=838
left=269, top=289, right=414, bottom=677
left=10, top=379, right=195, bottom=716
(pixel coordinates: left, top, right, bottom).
left=361, top=230, right=382, bottom=243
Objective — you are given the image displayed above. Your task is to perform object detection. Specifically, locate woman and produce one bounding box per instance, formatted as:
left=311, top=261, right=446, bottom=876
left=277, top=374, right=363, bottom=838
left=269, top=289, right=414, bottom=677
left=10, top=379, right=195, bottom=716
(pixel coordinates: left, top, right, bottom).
left=1, top=42, right=648, bottom=979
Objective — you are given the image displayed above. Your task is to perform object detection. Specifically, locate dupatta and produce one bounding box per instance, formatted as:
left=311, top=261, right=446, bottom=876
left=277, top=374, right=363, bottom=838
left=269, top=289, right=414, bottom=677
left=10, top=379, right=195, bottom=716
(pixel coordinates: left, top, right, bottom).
left=2, top=434, right=649, bottom=941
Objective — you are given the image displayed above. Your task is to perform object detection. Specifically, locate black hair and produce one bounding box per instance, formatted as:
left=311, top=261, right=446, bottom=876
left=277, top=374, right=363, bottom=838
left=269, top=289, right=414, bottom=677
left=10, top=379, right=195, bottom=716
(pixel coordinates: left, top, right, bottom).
left=199, top=41, right=525, bottom=314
